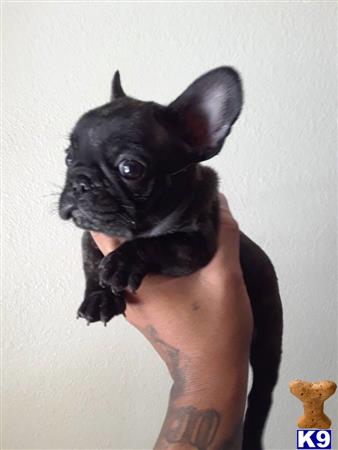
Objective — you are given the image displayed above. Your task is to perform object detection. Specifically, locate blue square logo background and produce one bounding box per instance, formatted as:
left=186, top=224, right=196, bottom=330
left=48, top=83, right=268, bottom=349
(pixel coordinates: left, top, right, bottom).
left=297, top=429, right=332, bottom=449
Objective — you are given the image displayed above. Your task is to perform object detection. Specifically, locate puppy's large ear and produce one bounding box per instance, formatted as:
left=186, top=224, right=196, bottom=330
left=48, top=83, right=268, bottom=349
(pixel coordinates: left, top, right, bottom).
left=168, top=67, right=243, bottom=161
left=111, top=71, right=126, bottom=100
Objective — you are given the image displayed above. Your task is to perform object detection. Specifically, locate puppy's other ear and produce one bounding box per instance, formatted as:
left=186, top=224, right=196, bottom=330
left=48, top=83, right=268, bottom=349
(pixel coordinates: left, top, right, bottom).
left=111, top=71, right=126, bottom=100
left=168, top=67, right=243, bottom=161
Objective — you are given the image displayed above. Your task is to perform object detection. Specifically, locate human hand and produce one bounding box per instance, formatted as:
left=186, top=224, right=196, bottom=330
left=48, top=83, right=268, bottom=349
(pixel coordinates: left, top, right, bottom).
left=91, top=194, right=253, bottom=449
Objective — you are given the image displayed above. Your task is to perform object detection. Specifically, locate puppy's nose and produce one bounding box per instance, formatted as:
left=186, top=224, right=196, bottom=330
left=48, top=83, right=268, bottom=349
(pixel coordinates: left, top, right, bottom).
left=72, top=177, right=91, bottom=194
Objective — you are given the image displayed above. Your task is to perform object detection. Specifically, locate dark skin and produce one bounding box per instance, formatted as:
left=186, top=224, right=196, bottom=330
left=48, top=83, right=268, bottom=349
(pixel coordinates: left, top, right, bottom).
left=91, top=195, right=253, bottom=450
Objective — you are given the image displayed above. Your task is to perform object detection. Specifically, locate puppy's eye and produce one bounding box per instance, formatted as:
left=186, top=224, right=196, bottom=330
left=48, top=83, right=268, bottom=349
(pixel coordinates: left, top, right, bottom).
left=118, top=160, right=145, bottom=180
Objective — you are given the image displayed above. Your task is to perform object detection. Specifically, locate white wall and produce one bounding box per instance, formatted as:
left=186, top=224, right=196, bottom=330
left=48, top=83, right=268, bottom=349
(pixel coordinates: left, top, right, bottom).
left=3, top=2, right=337, bottom=449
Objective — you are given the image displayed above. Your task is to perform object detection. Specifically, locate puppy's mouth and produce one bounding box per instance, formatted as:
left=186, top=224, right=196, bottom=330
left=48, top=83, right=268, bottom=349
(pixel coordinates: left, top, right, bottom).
left=59, top=201, right=99, bottom=229
left=59, top=189, right=117, bottom=220
left=58, top=191, right=136, bottom=238
left=71, top=209, right=102, bottom=231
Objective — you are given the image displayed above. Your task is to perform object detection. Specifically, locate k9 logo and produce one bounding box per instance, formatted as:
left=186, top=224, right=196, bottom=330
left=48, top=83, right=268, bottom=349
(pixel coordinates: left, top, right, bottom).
left=297, top=430, right=332, bottom=449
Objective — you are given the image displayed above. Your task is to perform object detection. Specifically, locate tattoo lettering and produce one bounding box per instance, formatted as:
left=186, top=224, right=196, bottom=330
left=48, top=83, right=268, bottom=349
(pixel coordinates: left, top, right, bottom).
left=165, top=406, right=220, bottom=449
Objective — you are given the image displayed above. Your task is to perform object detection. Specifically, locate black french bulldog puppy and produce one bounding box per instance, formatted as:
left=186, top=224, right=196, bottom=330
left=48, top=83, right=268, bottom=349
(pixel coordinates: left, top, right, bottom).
left=59, top=67, right=282, bottom=450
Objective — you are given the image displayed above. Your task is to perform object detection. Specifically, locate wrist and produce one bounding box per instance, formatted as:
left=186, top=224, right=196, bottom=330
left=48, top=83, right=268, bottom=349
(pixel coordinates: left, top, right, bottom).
left=170, top=359, right=249, bottom=410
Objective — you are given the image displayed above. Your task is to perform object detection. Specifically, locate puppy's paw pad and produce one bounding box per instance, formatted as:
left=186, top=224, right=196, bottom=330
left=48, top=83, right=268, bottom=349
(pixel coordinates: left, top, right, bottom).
left=77, top=290, right=125, bottom=325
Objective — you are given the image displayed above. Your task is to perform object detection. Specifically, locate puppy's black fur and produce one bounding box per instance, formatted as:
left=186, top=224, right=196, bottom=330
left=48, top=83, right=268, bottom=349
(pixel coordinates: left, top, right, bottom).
left=59, top=67, right=282, bottom=450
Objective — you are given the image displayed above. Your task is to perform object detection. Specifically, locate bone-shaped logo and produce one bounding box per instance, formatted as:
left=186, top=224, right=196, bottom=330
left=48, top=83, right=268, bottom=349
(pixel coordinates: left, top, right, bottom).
left=289, top=379, right=337, bottom=429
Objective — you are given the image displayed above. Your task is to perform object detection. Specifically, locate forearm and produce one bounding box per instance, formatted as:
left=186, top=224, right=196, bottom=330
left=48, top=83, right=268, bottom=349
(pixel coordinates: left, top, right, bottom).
left=154, top=362, right=249, bottom=450
left=143, top=276, right=251, bottom=450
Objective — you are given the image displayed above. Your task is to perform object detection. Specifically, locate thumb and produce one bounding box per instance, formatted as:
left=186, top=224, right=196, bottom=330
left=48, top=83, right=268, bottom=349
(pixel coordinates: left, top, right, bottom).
left=90, top=232, right=122, bottom=256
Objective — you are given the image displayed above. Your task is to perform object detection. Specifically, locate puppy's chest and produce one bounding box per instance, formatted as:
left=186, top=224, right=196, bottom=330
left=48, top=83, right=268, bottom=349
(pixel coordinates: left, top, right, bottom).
left=137, top=209, right=200, bottom=239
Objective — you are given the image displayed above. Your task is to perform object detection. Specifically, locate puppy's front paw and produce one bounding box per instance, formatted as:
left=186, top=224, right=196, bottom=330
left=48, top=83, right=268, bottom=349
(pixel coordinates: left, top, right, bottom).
left=77, top=289, right=125, bottom=325
left=99, top=247, right=146, bottom=294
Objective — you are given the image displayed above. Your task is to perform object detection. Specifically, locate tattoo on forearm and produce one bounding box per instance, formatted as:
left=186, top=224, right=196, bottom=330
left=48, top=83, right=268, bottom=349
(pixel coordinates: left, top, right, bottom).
left=165, top=405, right=220, bottom=449
left=158, top=406, right=243, bottom=450
left=145, top=325, right=187, bottom=398
left=147, top=325, right=243, bottom=450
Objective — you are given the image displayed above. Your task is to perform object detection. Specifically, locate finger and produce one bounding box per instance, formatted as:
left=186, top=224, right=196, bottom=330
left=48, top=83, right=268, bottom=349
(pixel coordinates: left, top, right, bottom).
left=90, top=231, right=121, bottom=256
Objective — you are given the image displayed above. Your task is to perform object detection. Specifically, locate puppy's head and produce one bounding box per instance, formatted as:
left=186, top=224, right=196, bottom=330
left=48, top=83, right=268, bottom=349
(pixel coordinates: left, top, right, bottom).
left=59, top=67, right=243, bottom=237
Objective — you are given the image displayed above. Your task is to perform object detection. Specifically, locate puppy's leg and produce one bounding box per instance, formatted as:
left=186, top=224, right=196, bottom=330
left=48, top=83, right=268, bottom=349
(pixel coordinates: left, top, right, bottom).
left=99, top=230, right=217, bottom=293
left=240, top=234, right=283, bottom=450
left=242, top=314, right=282, bottom=450
left=77, top=232, right=125, bottom=325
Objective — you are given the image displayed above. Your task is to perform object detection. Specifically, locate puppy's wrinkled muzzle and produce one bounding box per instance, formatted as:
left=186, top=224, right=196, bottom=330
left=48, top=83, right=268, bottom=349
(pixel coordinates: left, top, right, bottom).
left=59, top=196, right=76, bottom=220
left=71, top=175, right=92, bottom=195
